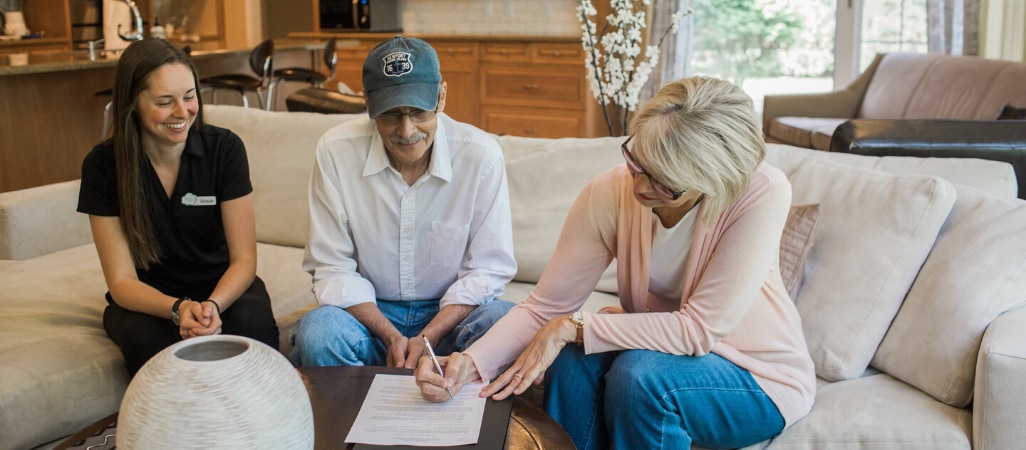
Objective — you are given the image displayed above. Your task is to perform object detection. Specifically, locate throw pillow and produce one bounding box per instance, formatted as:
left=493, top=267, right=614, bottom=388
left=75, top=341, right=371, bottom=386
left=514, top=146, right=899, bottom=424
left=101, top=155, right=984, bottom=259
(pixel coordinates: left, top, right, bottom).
left=996, top=103, right=1026, bottom=120
left=779, top=204, right=820, bottom=300
left=871, top=185, right=1026, bottom=407
left=787, top=158, right=956, bottom=381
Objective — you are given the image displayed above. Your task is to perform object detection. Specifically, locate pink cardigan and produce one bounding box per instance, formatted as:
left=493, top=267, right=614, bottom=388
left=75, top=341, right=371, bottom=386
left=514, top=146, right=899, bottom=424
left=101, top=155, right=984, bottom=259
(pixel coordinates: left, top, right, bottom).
left=466, top=162, right=816, bottom=427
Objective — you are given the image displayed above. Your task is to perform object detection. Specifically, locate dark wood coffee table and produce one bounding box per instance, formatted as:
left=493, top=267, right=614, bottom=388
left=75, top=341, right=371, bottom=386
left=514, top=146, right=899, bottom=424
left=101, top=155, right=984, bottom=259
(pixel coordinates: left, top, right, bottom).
left=299, top=366, right=575, bottom=450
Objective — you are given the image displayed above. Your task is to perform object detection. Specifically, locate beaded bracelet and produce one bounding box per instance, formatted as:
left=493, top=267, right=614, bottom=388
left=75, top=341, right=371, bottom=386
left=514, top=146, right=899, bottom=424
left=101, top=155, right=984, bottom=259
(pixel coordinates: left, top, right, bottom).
left=201, top=299, right=222, bottom=316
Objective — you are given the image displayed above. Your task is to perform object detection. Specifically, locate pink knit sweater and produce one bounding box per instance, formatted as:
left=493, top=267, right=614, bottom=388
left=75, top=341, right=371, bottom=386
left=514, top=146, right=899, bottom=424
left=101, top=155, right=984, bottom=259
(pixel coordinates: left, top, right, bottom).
left=466, top=163, right=816, bottom=427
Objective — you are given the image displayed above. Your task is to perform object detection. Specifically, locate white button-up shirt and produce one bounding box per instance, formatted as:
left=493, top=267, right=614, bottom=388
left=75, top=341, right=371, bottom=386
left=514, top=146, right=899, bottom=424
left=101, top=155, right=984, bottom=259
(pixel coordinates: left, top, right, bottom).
left=303, top=113, right=517, bottom=309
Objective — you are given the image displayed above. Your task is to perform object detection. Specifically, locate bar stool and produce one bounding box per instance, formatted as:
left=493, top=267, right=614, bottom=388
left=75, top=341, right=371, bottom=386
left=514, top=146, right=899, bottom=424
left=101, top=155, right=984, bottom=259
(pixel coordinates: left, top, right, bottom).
left=199, top=39, right=275, bottom=110
left=270, top=37, right=338, bottom=108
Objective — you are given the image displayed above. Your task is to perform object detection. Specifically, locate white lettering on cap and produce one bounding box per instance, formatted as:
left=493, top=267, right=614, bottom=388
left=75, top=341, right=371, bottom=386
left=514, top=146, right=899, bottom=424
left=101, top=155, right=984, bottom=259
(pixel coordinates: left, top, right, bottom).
left=382, top=51, right=413, bottom=77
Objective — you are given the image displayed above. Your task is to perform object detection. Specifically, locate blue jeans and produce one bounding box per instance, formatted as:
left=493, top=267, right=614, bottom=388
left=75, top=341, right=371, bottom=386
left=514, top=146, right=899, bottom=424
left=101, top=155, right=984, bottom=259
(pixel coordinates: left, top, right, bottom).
left=290, top=299, right=514, bottom=367
left=544, top=347, right=785, bottom=450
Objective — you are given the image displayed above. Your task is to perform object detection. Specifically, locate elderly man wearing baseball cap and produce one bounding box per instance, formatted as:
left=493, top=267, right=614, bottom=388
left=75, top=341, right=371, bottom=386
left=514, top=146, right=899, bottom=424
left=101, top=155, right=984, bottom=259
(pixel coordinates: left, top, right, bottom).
left=291, top=36, right=517, bottom=369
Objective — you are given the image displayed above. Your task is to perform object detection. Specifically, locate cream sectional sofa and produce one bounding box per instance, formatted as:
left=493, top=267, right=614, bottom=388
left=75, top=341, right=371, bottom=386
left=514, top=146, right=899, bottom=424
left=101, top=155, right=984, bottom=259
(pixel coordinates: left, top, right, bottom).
left=2, top=104, right=1025, bottom=450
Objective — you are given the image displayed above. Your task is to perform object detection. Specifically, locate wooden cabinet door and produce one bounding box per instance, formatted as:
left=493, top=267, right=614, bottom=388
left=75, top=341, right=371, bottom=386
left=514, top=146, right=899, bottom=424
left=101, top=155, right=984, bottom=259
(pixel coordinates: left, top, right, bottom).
left=431, top=40, right=479, bottom=127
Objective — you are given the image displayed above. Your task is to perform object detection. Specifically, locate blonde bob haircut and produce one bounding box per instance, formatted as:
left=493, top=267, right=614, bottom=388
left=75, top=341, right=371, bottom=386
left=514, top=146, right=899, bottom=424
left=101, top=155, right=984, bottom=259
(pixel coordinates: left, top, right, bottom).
left=628, top=76, right=764, bottom=224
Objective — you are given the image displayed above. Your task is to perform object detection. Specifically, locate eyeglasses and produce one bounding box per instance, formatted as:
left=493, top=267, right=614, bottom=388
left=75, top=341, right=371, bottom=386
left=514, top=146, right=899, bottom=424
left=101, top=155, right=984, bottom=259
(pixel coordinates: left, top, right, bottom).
left=621, top=136, right=685, bottom=200
left=375, top=109, right=438, bottom=126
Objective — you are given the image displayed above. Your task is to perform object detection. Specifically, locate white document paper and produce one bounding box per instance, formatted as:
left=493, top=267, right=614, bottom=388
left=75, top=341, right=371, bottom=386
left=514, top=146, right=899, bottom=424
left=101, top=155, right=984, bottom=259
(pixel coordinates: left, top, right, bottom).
left=345, top=374, right=488, bottom=447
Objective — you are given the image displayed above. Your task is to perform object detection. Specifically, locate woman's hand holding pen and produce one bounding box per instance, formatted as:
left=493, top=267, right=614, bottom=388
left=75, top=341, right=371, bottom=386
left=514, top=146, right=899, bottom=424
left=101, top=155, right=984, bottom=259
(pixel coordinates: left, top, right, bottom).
left=480, top=315, right=577, bottom=401
left=414, top=352, right=480, bottom=403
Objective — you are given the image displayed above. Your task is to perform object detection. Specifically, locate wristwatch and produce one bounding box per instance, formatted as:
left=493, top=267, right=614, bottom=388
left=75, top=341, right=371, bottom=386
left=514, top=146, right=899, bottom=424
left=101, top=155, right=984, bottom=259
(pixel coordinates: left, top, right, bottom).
left=170, top=297, right=189, bottom=326
left=569, top=310, right=584, bottom=347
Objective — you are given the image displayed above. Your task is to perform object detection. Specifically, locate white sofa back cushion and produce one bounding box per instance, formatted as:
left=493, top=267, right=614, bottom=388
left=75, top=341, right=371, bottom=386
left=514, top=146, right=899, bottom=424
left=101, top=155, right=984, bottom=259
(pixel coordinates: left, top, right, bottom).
left=203, top=105, right=365, bottom=248
left=0, top=180, right=91, bottom=260
left=497, top=135, right=624, bottom=291
left=788, top=157, right=956, bottom=381
left=872, top=186, right=1026, bottom=407
left=765, top=144, right=1017, bottom=198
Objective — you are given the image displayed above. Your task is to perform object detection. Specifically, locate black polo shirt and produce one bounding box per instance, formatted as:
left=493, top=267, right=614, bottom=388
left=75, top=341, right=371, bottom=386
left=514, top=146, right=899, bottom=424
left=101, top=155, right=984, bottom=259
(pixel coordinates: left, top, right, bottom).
left=77, top=125, right=253, bottom=298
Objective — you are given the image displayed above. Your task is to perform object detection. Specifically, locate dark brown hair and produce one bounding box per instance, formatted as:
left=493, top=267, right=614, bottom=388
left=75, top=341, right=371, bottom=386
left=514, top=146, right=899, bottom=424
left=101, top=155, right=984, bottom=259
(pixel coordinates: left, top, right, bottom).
left=109, top=38, right=203, bottom=269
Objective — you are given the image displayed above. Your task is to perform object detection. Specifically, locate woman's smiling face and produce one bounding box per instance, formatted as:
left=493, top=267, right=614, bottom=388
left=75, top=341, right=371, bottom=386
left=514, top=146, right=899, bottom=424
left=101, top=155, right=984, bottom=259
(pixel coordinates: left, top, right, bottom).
left=135, top=62, right=198, bottom=149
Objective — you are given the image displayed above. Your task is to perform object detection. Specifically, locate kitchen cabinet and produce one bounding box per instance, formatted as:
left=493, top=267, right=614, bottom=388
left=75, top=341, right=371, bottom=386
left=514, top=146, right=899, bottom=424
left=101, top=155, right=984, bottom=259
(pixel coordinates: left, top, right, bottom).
left=0, top=0, right=72, bottom=55
left=479, top=41, right=591, bottom=138
left=299, top=32, right=605, bottom=138
left=430, top=40, right=479, bottom=127
left=0, top=0, right=224, bottom=56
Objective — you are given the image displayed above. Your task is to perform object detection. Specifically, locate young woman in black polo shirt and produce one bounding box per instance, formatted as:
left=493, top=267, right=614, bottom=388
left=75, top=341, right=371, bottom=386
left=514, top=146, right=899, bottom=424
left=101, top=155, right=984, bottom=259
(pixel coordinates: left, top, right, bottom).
left=77, top=39, right=279, bottom=376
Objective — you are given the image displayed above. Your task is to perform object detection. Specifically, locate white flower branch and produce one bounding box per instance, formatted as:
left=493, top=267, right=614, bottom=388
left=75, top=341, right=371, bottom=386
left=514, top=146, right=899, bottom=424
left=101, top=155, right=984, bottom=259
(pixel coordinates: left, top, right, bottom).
left=578, top=0, right=692, bottom=136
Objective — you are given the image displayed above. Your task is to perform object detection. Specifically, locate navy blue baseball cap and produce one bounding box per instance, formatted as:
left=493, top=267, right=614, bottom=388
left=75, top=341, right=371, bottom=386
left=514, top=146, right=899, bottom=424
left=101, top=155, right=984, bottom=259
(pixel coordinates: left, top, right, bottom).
left=362, top=36, right=442, bottom=119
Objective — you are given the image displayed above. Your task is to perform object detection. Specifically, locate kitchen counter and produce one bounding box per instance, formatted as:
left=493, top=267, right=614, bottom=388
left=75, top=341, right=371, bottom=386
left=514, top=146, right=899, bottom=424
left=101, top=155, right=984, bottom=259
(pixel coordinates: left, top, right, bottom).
left=0, top=38, right=336, bottom=76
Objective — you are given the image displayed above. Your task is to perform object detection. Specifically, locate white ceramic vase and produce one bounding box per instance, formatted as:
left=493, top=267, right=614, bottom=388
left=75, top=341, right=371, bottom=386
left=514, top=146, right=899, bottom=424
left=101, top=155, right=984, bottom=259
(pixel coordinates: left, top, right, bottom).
left=117, top=335, right=314, bottom=449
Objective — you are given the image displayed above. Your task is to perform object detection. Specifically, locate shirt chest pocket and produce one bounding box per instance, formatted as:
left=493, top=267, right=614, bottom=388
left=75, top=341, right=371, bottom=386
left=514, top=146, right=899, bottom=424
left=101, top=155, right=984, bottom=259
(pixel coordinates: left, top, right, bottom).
left=430, top=222, right=470, bottom=269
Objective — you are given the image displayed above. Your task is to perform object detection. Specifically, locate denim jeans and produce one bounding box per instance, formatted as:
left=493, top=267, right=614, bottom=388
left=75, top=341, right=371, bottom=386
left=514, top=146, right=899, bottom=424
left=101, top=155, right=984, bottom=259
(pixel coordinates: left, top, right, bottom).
left=544, top=346, right=785, bottom=450
left=289, top=298, right=514, bottom=367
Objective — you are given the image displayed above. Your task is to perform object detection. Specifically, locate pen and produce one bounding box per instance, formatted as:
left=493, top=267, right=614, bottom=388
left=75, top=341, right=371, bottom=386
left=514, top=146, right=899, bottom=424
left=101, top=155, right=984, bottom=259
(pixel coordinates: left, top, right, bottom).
left=422, top=335, right=455, bottom=400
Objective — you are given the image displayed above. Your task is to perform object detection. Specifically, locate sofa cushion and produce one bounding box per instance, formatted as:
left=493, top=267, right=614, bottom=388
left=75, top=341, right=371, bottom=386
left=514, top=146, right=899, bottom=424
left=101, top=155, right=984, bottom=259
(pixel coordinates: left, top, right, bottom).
left=202, top=105, right=365, bottom=248
left=255, top=243, right=317, bottom=355
left=496, top=135, right=623, bottom=288
left=0, top=242, right=316, bottom=450
left=859, top=52, right=939, bottom=120
left=780, top=204, right=820, bottom=300
left=0, top=245, right=124, bottom=450
left=787, top=157, right=956, bottom=381
left=765, top=374, right=972, bottom=449
left=0, top=180, right=91, bottom=260
left=872, top=186, right=1026, bottom=407
left=765, top=143, right=1018, bottom=198
left=903, top=56, right=1026, bottom=120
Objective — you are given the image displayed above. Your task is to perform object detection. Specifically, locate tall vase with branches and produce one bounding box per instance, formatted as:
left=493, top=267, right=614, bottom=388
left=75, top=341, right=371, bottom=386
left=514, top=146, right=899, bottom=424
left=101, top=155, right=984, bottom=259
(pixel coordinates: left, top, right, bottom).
left=577, top=0, right=691, bottom=136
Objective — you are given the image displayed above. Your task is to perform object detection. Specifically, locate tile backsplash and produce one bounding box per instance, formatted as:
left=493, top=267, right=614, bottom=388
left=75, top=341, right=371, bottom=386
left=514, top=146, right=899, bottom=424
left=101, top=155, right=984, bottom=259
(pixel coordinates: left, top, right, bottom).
left=401, top=0, right=580, bottom=37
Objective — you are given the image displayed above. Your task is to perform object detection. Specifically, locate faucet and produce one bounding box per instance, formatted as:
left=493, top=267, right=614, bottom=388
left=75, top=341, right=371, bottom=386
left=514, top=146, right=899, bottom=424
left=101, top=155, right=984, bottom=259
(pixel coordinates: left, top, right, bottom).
left=87, top=38, right=105, bottom=60
left=117, top=0, right=144, bottom=42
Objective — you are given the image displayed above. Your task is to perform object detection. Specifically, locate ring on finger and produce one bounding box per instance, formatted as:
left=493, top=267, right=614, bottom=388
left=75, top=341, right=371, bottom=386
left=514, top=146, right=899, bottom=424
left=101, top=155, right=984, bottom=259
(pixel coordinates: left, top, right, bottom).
left=513, top=373, right=524, bottom=380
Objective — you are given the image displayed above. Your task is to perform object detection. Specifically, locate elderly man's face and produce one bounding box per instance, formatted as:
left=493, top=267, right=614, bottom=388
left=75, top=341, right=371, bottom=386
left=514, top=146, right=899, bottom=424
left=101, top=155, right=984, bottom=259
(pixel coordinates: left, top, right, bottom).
left=374, top=82, right=447, bottom=170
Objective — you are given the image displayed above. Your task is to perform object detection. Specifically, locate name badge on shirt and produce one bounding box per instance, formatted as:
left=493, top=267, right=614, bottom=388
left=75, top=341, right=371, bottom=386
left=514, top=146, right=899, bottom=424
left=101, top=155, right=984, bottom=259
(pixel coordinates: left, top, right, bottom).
left=181, top=193, right=217, bottom=206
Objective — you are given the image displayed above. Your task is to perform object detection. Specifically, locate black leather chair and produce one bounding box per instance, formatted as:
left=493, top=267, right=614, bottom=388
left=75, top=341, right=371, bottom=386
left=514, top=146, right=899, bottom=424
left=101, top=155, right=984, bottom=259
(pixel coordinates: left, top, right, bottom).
left=272, top=37, right=338, bottom=92
left=200, top=39, right=275, bottom=110
left=831, top=119, right=1026, bottom=199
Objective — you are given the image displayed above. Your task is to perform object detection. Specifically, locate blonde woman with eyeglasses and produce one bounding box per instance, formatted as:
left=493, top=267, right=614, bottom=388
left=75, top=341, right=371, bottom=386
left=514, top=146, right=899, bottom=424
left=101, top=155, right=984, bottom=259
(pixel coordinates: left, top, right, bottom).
left=416, top=76, right=816, bottom=450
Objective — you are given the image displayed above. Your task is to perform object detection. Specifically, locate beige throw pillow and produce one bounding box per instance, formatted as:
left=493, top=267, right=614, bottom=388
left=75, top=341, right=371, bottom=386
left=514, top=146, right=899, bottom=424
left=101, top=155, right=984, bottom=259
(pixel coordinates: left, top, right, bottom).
left=788, top=158, right=956, bottom=381
left=871, top=186, right=1026, bottom=407
left=780, top=204, right=820, bottom=300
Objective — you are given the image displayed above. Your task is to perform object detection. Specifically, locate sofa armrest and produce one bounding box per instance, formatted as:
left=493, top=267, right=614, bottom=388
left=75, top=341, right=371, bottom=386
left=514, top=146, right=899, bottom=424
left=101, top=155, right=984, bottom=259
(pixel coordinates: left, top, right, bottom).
left=830, top=119, right=1026, bottom=199
left=0, top=180, right=92, bottom=260
left=974, top=306, right=1026, bottom=450
left=761, top=53, right=884, bottom=132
